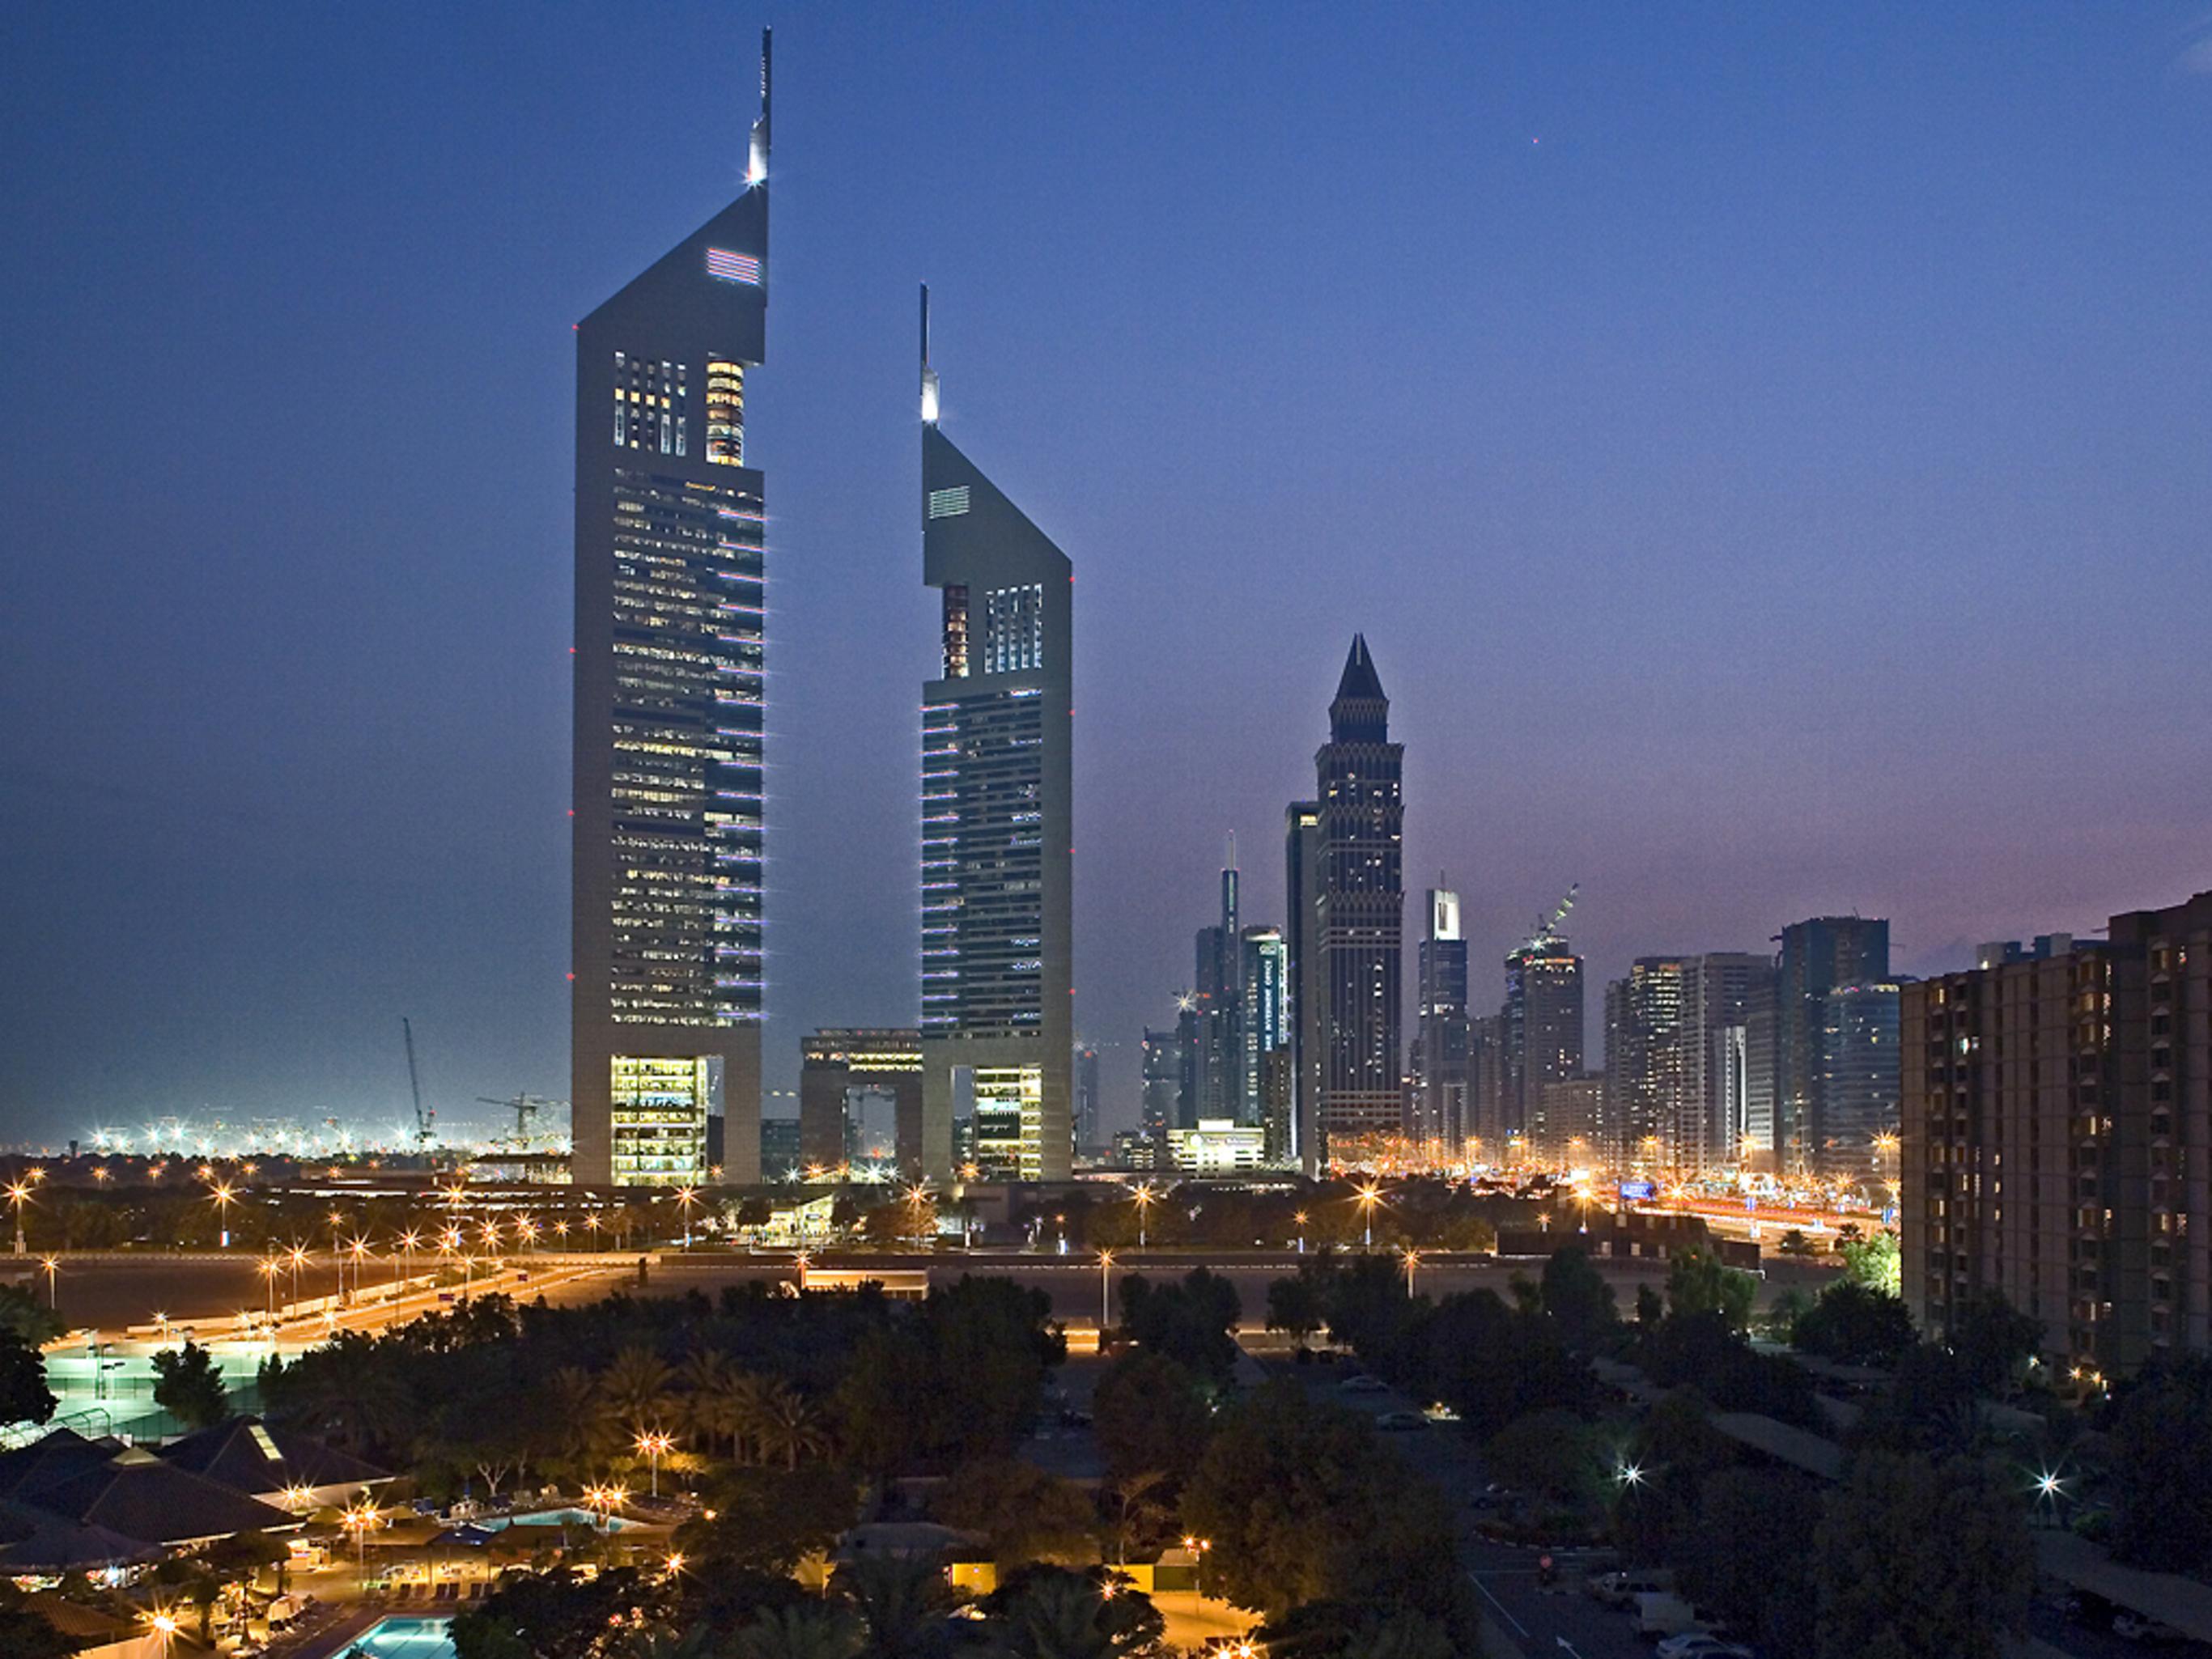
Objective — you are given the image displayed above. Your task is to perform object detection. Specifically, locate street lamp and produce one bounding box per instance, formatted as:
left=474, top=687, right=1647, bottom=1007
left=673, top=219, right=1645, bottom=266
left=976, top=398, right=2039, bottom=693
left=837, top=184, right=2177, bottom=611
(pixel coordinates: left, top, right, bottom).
left=1354, top=1182, right=1383, bottom=1250
left=675, top=1186, right=699, bottom=1249
left=7, top=1179, right=32, bottom=1255
left=209, top=1182, right=236, bottom=1249
left=1399, top=1245, right=1421, bottom=1296
left=259, top=1257, right=281, bottom=1326
left=1293, top=1210, right=1308, bottom=1254
left=40, top=1254, right=59, bottom=1310
left=635, top=1429, right=673, bottom=1498
left=904, top=1183, right=932, bottom=1248
left=1131, top=1182, right=1157, bottom=1250
left=342, top=1499, right=380, bottom=1567
left=1097, top=1250, right=1114, bottom=1331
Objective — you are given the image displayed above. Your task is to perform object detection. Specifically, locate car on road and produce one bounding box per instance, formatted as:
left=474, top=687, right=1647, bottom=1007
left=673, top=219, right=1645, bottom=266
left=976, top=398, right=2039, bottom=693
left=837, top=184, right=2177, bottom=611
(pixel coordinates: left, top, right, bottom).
left=1656, top=1634, right=1752, bottom=1659
left=1587, top=1568, right=1675, bottom=1609
left=2113, top=1611, right=2184, bottom=1643
left=1338, top=1373, right=1389, bottom=1394
left=1373, top=1410, right=1428, bottom=1431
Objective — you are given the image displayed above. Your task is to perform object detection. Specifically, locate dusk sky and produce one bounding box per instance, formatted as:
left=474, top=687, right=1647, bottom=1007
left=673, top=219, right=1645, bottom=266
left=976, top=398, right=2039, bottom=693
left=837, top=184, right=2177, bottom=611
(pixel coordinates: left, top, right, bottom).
left=3, top=4, right=2209, bottom=1145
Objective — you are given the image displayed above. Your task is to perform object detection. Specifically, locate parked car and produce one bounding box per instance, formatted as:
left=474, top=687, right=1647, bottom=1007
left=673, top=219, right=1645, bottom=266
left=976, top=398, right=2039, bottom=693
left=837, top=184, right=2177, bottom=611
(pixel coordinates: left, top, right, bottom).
left=1373, top=1411, right=1428, bottom=1432
left=1338, top=1373, right=1389, bottom=1394
left=1632, top=1592, right=1705, bottom=1638
left=1657, top=1635, right=1751, bottom=1659
left=1587, top=1569, right=1675, bottom=1610
left=2113, top=1611, right=2184, bottom=1644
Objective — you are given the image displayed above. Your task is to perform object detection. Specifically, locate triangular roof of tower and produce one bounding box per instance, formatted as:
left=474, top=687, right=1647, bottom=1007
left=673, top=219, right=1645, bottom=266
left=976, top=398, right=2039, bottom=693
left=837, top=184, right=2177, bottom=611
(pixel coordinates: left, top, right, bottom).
left=1334, top=634, right=1386, bottom=705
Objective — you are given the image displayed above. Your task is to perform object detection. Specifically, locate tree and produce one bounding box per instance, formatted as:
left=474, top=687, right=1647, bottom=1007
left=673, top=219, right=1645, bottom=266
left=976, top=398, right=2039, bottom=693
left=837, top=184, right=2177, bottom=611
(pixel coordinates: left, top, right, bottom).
left=1483, top=1410, right=1609, bottom=1522
left=937, top=1456, right=1098, bottom=1568
left=983, top=1565, right=1165, bottom=1659
left=834, top=1552, right=957, bottom=1659
left=151, top=1339, right=229, bottom=1429
left=1945, top=1289, right=2040, bottom=1394
left=1538, top=1245, right=1617, bottom=1352
left=1673, top=1466, right=1819, bottom=1657
left=0, top=1284, right=63, bottom=1347
left=1839, top=1232, right=1901, bottom=1297
left=1665, top=1248, right=1756, bottom=1330
left=757, top=1381, right=830, bottom=1470
left=1792, top=1283, right=1915, bottom=1368
left=1180, top=1381, right=1461, bottom=1622
left=2111, top=1354, right=2212, bottom=1575
left=1116, top=1270, right=1241, bottom=1386
left=728, top=1602, right=863, bottom=1659
left=1423, top=1290, right=1597, bottom=1440
left=0, top=1327, right=57, bottom=1428
left=1092, top=1351, right=1211, bottom=1487
left=455, top=1567, right=669, bottom=1659
left=598, top=1344, right=676, bottom=1432
left=675, top=1466, right=860, bottom=1578
left=1814, top=1451, right=2032, bottom=1659
left=1264, top=1273, right=1324, bottom=1352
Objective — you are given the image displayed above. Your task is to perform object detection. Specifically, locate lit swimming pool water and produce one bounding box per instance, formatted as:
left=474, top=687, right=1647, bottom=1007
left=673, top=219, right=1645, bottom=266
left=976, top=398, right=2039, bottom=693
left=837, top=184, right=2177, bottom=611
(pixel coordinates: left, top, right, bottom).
left=350, top=1616, right=455, bottom=1659
left=476, top=1506, right=644, bottom=1532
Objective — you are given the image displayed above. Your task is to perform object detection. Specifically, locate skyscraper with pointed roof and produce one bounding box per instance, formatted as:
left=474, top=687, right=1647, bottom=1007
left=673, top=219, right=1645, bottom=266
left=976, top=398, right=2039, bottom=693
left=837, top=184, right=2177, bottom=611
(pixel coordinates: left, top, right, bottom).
left=571, top=32, right=772, bottom=1188
left=1305, top=636, right=1406, bottom=1165
left=918, top=289, right=1074, bottom=1182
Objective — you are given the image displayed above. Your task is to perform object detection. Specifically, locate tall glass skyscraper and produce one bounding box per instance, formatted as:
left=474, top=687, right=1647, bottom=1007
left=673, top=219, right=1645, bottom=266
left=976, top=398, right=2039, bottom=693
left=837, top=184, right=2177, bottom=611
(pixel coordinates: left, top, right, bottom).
left=1309, top=637, right=1405, bottom=1162
left=1412, top=885, right=1471, bottom=1155
left=571, top=34, right=771, bottom=1187
left=918, top=291, right=1073, bottom=1182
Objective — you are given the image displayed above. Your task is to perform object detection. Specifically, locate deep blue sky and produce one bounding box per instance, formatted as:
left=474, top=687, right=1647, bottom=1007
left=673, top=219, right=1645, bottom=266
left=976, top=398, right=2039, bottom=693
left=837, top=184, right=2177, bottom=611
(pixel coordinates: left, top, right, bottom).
left=4, top=5, right=2210, bottom=1146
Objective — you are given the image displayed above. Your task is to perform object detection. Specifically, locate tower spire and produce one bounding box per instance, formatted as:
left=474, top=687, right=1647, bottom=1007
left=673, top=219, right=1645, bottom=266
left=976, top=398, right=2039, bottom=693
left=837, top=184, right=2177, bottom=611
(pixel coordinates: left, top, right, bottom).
left=748, top=27, right=772, bottom=186
left=919, top=283, right=940, bottom=423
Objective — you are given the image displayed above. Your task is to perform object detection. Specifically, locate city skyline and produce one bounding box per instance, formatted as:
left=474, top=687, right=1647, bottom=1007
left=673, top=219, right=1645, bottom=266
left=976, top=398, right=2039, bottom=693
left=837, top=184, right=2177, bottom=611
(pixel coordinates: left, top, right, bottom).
left=6, top=6, right=2212, bottom=1143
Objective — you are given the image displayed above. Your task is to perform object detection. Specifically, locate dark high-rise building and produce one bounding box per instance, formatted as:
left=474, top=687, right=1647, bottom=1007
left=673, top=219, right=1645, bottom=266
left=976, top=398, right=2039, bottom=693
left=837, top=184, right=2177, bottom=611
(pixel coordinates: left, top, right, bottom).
left=1284, top=800, right=1323, bottom=1173
left=1504, top=898, right=1585, bottom=1152
left=800, top=1029, right=923, bottom=1174
left=1191, top=849, right=1242, bottom=1123
left=1469, top=1012, right=1509, bottom=1151
left=1776, top=916, right=1895, bottom=1178
left=1074, top=1042, right=1102, bottom=1154
left=571, top=35, right=772, bottom=1188
left=917, top=291, right=1073, bottom=1182
left=1904, top=894, right=2212, bottom=1373
left=1310, top=637, right=1405, bottom=1162
left=1605, top=953, right=1777, bottom=1173
left=1411, top=885, right=1472, bottom=1156
left=1140, top=1025, right=1182, bottom=1143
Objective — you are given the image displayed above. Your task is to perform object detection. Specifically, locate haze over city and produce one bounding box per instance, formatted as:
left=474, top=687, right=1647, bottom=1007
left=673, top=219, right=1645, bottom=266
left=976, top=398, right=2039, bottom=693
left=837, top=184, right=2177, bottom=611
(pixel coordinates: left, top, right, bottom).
left=4, top=3, right=2209, bottom=1141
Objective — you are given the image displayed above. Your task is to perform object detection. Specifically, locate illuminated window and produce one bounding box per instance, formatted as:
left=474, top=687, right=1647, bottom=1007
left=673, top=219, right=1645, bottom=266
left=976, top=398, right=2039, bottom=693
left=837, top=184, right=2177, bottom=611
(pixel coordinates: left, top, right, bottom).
left=983, top=584, right=1044, bottom=673
left=706, top=359, right=745, bottom=466
left=613, top=352, right=687, bottom=456
left=942, top=585, right=969, bottom=678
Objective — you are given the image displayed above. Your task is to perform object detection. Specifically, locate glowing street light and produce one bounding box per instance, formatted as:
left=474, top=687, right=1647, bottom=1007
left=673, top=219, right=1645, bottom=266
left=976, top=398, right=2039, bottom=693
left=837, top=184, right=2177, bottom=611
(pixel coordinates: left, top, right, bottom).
left=1293, top=1210, right=1309, bottom=1254
left=342, top=1499, right=380, bottom=1566
left=1615, top=1462, right=1645, bottom=1489
left=209, top=1182, right=236, bottom=1249
left=1399, top=1245, right=1421, bottom=1296
left=1097, top=1249, right=1114, bottom=1330
left=635, top=1428, right=674, bottom=1497
left=1131, top=1182, right=1157, bottom=1250
left=676, top=1186, right=700, bottom=1248
left=1353, top=1182, right=1384, bottom=1250
left=7, top=1179, right=32, bottom=1255
left=40, top=1255, right=58, bottom=1309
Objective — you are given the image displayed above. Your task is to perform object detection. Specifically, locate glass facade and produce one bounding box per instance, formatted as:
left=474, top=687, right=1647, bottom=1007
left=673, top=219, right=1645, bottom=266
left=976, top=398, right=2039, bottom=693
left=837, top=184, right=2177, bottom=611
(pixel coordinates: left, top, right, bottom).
left=610, top=1055, right=711, bottom=1185
left=972, top=1064, right=1043, bottom=1180
left=605, top=467, right=764, bottom=1026
left=920, top=689, right=1047, bottom=1040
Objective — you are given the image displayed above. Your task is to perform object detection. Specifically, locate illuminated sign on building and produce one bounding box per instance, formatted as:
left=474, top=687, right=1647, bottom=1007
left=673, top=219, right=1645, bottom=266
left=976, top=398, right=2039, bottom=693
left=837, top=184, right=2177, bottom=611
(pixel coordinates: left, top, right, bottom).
left=707, top=247, right=762, bottom=286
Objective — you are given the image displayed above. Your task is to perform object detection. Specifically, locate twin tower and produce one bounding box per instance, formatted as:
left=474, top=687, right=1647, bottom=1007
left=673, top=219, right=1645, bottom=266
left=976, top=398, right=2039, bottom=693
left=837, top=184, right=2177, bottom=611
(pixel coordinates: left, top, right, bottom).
left=566, top=34, right=1074, bottom=1187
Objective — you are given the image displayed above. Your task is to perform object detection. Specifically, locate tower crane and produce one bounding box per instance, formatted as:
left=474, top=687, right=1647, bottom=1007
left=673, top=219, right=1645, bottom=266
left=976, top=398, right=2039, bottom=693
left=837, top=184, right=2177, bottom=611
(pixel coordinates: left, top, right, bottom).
left=1523, top=883, right=1580, bottom=951
left=478, top=1094, right=567, bottom=1143
left=402, top=1017, right=435, bottom=1148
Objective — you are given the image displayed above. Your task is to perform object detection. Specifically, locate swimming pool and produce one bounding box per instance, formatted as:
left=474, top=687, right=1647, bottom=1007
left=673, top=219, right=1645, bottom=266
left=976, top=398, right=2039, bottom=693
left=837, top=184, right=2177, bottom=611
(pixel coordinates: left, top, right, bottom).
left=476, top=1506, right=645, bottom=1532
left=351, top=1616, right=455, bottom=1659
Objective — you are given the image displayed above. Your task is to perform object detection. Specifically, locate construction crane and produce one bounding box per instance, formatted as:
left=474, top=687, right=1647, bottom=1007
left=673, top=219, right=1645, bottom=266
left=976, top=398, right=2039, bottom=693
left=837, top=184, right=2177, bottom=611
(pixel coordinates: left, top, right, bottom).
left=1522, top=883, right=1580, bottom=951
left=402, top=1017, right=435, bottom=1148
left=478, top=1094, right=567, bottom=1143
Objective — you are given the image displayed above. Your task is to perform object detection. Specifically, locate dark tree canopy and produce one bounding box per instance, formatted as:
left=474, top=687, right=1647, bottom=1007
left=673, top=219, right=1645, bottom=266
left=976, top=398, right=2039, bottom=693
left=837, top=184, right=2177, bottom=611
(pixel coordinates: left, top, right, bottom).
left=1091, top=1350, right=1212, bottom=1487
left=151, top=1339, right=229, bottom=1429
left=2111, top=1354, right=2212, bottom=1576
left=0, top=1328, right=56, bottom=1428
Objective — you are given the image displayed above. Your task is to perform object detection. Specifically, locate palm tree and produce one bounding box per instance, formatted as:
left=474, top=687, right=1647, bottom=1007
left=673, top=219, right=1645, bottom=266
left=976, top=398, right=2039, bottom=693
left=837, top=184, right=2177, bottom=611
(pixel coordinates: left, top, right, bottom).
left=758, top=1380, right=830, bottom=1470
left=1104, top=1471, right=1169, bottom=1566
left=597, top=1344, right=673, bottom=1434
left=993, top=1574, right=1118, bottom=1659
left=839, top=1552, right=955, bottom=1659
left=720, top=1369, right=776, bottom=1466
left=677, top=1348, right=735, bottom=1453
left=538, top=1364, right=601, bottom=1472
left=728, top=1602, right=864, bottom=1659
